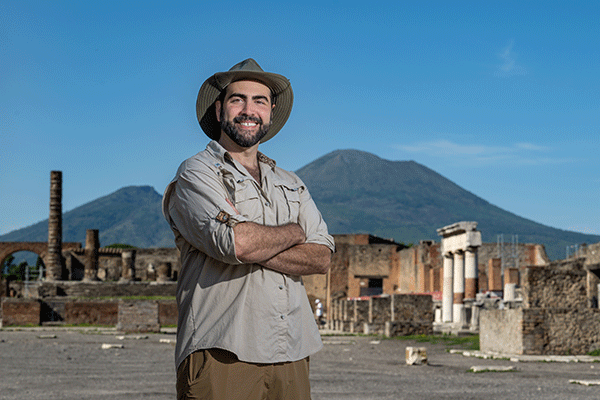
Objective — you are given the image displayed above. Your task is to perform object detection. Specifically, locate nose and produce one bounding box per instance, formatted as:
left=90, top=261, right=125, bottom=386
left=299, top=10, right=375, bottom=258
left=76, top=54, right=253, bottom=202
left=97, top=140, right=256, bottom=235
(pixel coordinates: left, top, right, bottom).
left=241, top=101, right=256, bottom=115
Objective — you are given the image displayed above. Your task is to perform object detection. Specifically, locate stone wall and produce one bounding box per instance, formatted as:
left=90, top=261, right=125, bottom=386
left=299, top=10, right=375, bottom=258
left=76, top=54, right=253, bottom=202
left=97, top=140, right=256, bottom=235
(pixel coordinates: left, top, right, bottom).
left=117, top=301, right=160, bottom=333
left=35, top=281, right=176, bottom=298
left=480, top=254, right=600, bottom=355
left=134, top=248, right=180, bottom=281
left=523, top=260, right=587, bottom=309
left=1, top=297, right=176, bottom=329
left=328, top=294, right=433, bottom=336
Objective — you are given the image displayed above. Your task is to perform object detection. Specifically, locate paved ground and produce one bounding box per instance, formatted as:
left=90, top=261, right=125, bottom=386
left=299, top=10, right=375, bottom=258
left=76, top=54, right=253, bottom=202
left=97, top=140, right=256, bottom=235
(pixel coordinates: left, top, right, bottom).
left=2, top=328, right=600, bottom=399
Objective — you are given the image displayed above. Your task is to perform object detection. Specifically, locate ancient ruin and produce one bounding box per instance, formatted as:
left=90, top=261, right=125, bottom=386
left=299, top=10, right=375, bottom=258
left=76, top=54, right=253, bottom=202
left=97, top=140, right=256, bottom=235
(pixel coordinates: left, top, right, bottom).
left=481, top=242, right=600, bottom=355
left=2, top=170, right=600, bottom=355
left=437, top=221, right=481, bottom=330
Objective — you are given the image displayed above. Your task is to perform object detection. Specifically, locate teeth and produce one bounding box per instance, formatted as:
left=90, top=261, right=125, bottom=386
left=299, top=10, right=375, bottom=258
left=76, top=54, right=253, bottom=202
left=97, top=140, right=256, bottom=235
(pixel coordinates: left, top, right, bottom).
left=241, top=122, right=257, bottom=127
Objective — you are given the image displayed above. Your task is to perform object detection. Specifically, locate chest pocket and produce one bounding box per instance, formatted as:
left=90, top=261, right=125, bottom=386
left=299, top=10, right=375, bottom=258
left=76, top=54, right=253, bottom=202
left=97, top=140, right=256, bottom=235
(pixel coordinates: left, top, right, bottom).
left=274, top=182, right=303, bottom=224
left=220, top=169, right=262, bottom=222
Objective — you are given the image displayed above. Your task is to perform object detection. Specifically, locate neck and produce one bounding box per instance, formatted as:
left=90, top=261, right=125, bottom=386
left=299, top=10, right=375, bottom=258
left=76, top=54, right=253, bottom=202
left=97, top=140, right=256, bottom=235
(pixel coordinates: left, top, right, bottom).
left=218, top=134, right=261, bottom=181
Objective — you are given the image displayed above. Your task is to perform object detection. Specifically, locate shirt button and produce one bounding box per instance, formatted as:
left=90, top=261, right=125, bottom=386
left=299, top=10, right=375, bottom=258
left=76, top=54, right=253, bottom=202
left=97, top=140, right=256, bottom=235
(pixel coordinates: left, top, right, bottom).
left=265, top=201, right=271, bottom=207
left=280, top=315, right=285, bottom=320
left=278, top=285, right=284, bottom=290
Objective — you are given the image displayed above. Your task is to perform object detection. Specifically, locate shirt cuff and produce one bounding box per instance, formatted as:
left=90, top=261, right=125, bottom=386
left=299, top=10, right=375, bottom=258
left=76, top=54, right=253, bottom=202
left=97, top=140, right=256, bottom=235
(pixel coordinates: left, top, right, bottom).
left=215, top=210, right=249, bottom=228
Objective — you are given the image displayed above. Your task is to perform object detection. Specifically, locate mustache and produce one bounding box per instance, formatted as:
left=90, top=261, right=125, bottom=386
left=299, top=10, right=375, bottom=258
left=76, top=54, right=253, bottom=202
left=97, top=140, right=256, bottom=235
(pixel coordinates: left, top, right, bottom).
left=233, top=114, right=262, bottom=124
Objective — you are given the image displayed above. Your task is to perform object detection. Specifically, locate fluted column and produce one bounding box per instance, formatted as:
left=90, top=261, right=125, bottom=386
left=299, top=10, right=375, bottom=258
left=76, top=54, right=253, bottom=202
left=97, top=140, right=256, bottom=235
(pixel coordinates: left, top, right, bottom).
left=47, top=171, right=63, bottom=281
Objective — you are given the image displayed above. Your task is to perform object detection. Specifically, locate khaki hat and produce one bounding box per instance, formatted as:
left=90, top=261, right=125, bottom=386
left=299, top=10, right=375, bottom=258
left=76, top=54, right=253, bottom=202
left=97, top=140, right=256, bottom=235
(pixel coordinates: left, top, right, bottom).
left=196, top=59, right=294, bottom=143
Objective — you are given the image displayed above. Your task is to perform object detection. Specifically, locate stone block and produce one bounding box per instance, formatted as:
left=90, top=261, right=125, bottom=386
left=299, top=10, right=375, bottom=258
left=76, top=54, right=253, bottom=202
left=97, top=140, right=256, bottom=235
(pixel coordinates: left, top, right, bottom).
left=117, top=300, right=160, bottom=333
left=405, top=347, right=427, bottom=365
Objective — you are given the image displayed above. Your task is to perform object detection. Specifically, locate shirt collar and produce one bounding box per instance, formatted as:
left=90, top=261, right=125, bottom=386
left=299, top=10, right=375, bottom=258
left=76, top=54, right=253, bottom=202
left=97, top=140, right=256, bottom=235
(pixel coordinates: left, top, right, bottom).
left=206, top=140, right=277, bottom=170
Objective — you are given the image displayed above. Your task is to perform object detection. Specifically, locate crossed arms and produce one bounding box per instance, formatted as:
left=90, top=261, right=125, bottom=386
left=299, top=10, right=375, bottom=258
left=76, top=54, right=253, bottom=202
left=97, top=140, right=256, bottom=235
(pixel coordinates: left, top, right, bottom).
left=233, top=221, right=331, bottom=276
left=167, top=163, right=333, bottom=276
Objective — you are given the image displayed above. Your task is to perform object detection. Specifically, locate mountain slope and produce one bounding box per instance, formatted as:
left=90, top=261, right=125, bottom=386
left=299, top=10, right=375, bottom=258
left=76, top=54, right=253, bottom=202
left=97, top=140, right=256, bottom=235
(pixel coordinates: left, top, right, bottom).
left=1, top=150, right=598, bottom=260
left=295, top=149, right=600, bottom=260
left=0, top=186, right=173, bottom=248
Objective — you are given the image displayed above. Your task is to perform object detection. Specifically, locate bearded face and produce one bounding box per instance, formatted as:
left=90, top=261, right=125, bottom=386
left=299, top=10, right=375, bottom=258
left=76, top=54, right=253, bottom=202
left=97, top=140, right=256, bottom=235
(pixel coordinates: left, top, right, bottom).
left=216, top=80, right=275, bottom=148
left=219, top=108, right=271, bottom=148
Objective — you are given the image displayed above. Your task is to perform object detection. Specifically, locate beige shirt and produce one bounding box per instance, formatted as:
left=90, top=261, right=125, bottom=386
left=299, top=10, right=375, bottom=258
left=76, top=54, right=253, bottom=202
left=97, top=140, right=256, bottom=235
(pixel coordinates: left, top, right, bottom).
left=163, top=141, right=335, bottom=368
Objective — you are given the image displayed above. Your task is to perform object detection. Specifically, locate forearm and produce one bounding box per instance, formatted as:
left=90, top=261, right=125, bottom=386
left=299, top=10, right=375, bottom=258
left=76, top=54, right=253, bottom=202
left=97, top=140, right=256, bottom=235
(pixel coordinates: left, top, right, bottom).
left=233, top=221, right=305, bottom=264
left=259, top=243, right=332, bottom=276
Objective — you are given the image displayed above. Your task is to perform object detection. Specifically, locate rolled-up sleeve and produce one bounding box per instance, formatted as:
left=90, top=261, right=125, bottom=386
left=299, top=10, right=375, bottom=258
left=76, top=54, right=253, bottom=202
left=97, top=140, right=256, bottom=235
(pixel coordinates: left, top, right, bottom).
left=163, top=162, right=249, bottom=264
left=297, top=182, right=335, bottom=253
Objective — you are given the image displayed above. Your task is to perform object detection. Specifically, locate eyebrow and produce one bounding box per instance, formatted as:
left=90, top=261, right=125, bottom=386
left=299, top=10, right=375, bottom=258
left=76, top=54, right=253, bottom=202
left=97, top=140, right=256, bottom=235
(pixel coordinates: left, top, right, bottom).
left=227, top=92, right=270, bottom=103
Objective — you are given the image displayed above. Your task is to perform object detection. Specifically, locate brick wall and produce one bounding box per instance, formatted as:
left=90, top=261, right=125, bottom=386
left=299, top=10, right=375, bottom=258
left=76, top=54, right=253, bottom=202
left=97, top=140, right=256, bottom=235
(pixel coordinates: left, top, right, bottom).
left=1, top=298, right=41, bottom=326
left=158, top=300, right=178, bottom=326
left=65, top=300, right=118, bottom=326
left=1, top=297, right=175, bottom=331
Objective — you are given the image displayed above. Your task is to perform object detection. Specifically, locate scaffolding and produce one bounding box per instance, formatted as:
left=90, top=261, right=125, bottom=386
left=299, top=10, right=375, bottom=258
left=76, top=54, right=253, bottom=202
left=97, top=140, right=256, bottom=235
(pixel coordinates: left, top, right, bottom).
left=496, top=234, right=520, bottom=276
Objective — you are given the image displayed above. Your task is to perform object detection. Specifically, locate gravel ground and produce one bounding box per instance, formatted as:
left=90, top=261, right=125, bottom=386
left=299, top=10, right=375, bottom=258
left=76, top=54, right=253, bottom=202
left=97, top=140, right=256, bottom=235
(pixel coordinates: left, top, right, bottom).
left=2, top=328, right=600, bottom=399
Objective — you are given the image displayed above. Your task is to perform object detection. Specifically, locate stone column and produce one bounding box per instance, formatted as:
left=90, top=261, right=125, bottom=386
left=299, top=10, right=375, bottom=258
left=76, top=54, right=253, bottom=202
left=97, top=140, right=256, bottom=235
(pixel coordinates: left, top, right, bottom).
left=464, top=248, right=478, bottom=300
left=453, top=251, right=465, bottom=325
left=119, top=250, right=136, bottom=282
left=442, top=254, right=454, bottom=323
left=47, top=171, right=63, bottom=281
left=83, top=229, right=100, bottom=281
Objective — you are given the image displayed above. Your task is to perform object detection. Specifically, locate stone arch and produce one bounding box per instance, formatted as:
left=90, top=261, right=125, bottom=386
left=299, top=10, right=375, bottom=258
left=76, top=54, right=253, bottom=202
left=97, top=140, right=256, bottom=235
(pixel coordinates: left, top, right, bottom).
left=0, top=242, right=82, bottom=279
left=0, top=242, right=49, bottom=267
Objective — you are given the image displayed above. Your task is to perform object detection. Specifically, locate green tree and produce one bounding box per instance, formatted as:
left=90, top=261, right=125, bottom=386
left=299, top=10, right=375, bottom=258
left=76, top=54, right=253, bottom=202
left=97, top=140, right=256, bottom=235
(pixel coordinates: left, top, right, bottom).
left=1, top=255, right=43, bottom=281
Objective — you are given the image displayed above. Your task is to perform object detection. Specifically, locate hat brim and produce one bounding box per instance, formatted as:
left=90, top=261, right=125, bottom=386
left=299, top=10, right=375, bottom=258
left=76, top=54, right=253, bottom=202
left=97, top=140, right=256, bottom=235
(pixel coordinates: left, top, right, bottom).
left=196, top=70, right=293, bottom=143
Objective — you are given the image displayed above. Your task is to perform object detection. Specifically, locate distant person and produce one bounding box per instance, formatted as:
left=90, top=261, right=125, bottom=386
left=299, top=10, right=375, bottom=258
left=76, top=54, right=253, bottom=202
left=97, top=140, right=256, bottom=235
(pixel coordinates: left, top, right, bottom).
left=163, top=58, right=335, bottom=400
left=315, top=299, right=324, bottom=325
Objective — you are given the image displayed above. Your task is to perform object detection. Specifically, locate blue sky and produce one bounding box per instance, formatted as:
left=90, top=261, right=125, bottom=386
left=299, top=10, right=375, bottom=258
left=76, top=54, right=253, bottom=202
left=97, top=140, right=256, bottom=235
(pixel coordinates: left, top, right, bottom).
left=1, top=1, right=599, bottom=241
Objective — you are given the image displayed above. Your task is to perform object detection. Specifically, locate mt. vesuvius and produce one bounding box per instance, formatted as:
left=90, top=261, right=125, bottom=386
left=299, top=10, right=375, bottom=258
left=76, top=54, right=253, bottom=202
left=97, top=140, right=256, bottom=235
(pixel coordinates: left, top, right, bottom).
left=1, top=150, right=597, bottom=261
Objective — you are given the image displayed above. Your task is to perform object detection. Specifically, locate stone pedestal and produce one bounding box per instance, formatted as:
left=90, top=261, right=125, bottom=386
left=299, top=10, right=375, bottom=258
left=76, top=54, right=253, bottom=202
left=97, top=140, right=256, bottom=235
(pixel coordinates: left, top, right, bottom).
left=119, top=250, right=136, bottom=282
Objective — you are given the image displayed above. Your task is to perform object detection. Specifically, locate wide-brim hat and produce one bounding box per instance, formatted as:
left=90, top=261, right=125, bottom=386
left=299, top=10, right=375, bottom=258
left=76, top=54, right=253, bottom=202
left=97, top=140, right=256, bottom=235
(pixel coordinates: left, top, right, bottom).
left=196, top=58, right=294, bottom=143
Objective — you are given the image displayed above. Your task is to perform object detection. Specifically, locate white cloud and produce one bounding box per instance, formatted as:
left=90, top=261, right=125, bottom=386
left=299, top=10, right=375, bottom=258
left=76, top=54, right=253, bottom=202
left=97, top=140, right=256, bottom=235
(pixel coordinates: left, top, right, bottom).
left=395, top=139, right=574, bottom=166
left=494, top=40, right=527, bottom=78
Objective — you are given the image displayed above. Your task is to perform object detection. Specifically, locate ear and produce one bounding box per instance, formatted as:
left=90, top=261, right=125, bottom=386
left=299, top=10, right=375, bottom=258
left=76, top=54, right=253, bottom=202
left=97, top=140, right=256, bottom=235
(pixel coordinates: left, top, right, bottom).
left=215, top=100, right=222, bottom=122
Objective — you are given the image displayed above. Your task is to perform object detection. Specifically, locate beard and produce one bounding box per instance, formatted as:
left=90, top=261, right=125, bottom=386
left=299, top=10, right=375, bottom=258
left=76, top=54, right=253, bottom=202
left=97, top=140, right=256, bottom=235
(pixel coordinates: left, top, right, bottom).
left=220, top=111, right=271, bottom=148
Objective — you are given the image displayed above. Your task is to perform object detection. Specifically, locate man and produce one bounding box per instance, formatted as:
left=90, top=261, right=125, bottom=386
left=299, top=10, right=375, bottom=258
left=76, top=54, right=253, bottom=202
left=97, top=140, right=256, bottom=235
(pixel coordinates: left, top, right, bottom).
left=163, top=59, right=335, bottom=400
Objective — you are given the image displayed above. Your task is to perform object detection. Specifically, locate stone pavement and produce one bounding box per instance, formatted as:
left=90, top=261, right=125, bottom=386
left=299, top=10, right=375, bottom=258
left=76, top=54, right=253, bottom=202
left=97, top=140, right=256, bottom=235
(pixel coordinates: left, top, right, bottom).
left=2, top=328, right=600, bottom=399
